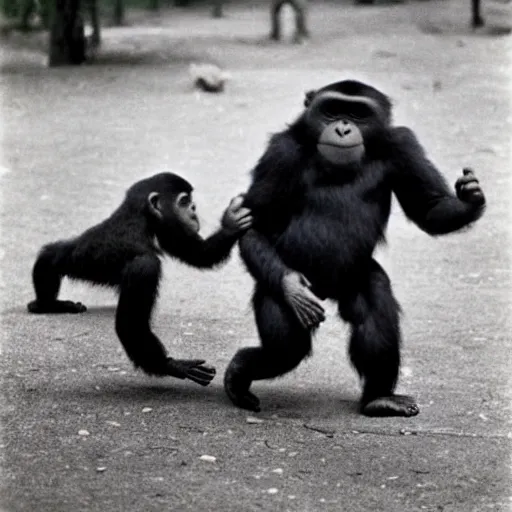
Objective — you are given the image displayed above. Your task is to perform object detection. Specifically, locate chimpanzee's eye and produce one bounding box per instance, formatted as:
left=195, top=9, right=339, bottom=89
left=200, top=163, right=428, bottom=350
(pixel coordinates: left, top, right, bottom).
left=319, top=99, right=345, bottom=119
left=348, top=103, right=374, bottom=120
left=319, top=99, right=374, bottom=121
left=177, top=194, right=191, bottom=208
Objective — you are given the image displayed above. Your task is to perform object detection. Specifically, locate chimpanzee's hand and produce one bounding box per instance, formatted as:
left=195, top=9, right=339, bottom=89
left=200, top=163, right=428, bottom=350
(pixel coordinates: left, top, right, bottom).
left=282, top=271, right=325, bottom=330
left=455, top=168, right=485, bottom=206
left=166, top=358, right=216, bottom=386
left=222, top=195, right=253, bottom=235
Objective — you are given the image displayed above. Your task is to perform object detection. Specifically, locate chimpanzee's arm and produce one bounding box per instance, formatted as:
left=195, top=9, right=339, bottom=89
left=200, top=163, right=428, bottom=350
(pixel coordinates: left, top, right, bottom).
left=238, top=228, right=290, bottom=296
left=239, top=228, right=325, bottom=329
left=237, top=131, right=325, bottom=328
left=115, top=254, right=216, bottom=385
left=169, top=225, right=245, bottom=269
left=390, top=127, right=485, bottom=235
left=184, top=229, right=240, bottom=269
left=171, top=193, right=253, bottom=269
left=237, top=130, right=308, bottom=295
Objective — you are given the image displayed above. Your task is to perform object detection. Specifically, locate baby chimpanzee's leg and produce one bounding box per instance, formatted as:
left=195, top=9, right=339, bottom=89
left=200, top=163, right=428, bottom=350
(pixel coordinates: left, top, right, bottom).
left=27, top=242, right=86, bottom=314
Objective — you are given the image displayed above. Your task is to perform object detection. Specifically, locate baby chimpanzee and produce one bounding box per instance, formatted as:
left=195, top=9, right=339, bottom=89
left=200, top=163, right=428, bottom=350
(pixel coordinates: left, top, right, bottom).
left=28, top=172, right=252, bottom=387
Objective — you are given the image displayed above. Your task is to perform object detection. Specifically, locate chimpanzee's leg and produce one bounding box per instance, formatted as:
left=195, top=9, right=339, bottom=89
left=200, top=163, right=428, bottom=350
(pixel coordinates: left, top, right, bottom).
left=340, top=260, right=419, bottom=417
left=27, top=242, right=87, bottom=314
left=224, top=286, right=312, bottom=412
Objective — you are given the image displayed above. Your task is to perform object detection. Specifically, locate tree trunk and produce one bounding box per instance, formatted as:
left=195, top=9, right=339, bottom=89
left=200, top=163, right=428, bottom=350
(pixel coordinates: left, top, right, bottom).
left=211, top=1, right=223, bottom=18
left=112, top=0, right=124, bottom=25
left=270, top=0, right=309, bottom=43
left=49, top=0, right=86, bottom=66
left=471, top=0, right=484, bottom=28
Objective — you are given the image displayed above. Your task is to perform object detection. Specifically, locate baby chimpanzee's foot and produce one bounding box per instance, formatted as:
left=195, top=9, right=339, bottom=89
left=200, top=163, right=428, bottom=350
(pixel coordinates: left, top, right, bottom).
left=224, top=367, right=260, bottom=412
left=27, top=300, right=87, bottom=314
left=362, top=394, right=419, bottom=417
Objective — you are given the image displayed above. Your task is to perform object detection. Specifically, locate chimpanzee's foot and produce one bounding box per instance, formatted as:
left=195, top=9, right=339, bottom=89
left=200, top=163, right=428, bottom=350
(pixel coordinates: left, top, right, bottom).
left=362, top=394, right=419, bottom=417
left=27, top=300, right=87, bottom=314
left=224, top=365, right=260, bottom=412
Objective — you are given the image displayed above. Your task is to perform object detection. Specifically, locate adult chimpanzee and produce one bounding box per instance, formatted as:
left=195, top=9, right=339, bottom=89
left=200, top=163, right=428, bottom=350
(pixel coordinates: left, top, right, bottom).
left=28, top=173, right=252, bottom=386
left=224, top=79, right=485, bottom=416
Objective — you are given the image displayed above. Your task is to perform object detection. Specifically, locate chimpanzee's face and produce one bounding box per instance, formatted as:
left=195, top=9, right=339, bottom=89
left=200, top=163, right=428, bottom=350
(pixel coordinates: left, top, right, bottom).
left=172, top=192, right=200, bottom=234
left=147, top=189, right=200, bottom=235
left=303, top=90, right=385, bottom=167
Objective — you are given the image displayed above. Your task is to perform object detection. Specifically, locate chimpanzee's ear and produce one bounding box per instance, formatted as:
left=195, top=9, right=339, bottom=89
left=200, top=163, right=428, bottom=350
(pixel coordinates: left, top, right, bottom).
left=147, top=192, right=163, bottom=219
left=304, top=90, right=316, bottom=107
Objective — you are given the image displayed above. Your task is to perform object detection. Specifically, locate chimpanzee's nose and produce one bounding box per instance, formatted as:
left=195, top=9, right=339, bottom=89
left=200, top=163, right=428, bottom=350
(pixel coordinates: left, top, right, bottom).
left=335, top=121, right=352, bottom=138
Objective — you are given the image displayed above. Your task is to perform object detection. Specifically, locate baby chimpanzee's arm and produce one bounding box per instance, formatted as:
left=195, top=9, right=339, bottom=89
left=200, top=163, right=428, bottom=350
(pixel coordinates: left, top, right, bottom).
left=175, top=195, right=252, bottom=269
left=115, top=253, right=216, bottom=385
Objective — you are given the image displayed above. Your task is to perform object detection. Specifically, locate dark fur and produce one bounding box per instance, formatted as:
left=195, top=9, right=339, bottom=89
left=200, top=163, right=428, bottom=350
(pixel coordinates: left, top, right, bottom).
left=224, top=80, right=485, bottom=414
left=28, top=173, right=239, bottom=378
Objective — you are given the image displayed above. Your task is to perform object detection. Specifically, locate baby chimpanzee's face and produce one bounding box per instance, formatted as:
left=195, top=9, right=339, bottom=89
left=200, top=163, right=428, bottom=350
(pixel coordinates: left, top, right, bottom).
left=173, top=192, right=200, bottom=234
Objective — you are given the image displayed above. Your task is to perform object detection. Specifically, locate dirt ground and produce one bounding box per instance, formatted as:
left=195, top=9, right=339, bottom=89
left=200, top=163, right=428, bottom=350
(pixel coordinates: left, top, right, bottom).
left=0, top=1, right=511, bottom=511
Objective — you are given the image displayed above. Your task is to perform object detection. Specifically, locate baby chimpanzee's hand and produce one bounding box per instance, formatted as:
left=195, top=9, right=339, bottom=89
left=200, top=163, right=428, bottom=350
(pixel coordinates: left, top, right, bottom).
left=222, top=195, right=253, bottom=235
left=455, top=168, right=485, bottom=206
left=165, top=358, right=216, bottom=386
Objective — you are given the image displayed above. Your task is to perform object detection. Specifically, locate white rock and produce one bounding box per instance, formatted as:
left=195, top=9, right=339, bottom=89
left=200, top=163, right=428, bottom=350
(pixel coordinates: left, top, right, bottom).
left=246, top=416, right=263, bottom=424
